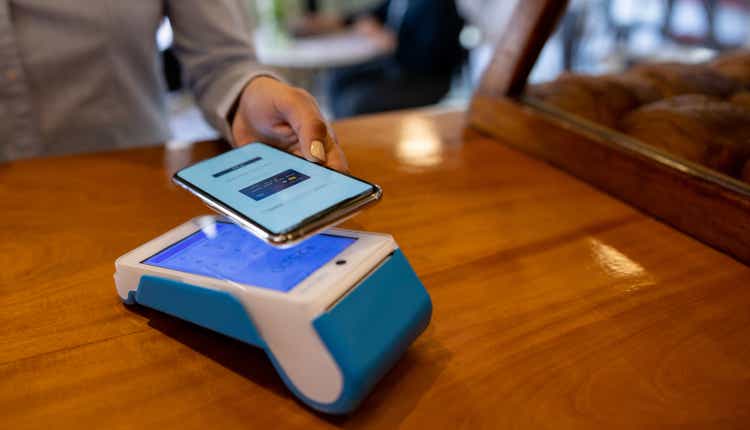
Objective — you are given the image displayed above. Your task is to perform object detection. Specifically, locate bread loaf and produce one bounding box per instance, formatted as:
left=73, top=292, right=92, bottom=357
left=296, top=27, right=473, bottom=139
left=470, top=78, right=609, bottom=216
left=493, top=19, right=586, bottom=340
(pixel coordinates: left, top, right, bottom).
left=528, top=54, right=750, bottom=181
left=620, top=95, right=750, bottom=177
left=710, top=50, right=750, bottom=89
left=623, top=63, right=740, bottom=99
left=730, top=92, right=750, bottom=109
left=527, top=73, right=659, bottom=128
left=528, top=62, right=741, bottom=129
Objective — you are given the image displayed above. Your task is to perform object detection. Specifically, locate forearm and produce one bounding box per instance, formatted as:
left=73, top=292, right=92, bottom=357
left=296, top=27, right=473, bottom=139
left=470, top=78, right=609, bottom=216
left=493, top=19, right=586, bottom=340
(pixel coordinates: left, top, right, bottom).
left=166, top=0, right=275, bottom=142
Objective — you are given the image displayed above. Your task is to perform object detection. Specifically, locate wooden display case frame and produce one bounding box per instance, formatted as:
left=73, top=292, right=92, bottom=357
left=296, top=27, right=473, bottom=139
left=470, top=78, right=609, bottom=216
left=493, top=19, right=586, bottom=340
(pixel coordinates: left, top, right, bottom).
left=468, top=0, right=750, bottom=264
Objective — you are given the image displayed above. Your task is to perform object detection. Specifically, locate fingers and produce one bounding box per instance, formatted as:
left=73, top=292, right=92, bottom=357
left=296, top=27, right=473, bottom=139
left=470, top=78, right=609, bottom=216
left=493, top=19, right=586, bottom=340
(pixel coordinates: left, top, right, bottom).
left=232, top=111, right=296, bottom=149
left=275, top=89, right=330, bottom=164
left=270, top=124, right=299, bottom=149
left=232, top=77, right=298, bottom=148
left=323, top=125, right=349, bottom=172
left=280, top=100, right=351, bottom=172
left=232, top=78, right=350, bottom=172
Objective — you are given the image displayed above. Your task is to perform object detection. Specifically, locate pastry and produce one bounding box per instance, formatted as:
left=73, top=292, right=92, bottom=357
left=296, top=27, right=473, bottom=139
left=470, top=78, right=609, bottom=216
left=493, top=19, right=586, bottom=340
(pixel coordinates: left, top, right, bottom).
left=619, top=95, right=750, bottom=177
left=527, top=73, right=659, bottom=128
left=623, top=62, right=740, bottom=99
left=730, top=91, right=750, bottom=109
left=710, top=50, right=750, bottom=89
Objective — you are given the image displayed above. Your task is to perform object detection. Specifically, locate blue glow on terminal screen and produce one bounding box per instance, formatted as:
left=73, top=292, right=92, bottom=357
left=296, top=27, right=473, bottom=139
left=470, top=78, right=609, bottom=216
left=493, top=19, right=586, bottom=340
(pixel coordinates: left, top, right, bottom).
left=143, top=222, right=356, bottom=292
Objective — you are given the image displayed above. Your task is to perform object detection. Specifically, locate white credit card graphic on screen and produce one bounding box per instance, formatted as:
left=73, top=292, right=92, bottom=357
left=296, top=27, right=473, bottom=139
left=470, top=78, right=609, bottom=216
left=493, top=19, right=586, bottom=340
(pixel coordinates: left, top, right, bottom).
left=173, top=143, right=381, bottom=245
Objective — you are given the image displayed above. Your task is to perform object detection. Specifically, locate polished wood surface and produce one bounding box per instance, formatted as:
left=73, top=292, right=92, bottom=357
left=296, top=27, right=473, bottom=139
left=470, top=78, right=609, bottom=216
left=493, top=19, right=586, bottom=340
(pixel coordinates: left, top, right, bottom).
left=2, top=108, right=750, bottom=429
left=477, top=0, right=569, bottom=98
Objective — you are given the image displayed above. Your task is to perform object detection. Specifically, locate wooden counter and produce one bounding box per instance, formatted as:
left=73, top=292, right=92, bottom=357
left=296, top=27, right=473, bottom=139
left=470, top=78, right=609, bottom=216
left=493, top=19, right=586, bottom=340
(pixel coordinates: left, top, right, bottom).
left=2, top=109, right=749, bottom=429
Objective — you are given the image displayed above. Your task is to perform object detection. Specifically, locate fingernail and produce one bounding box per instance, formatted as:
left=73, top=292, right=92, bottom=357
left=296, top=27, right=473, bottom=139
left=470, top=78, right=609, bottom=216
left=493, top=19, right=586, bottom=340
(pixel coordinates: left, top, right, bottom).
left=310, top=140, right=327, bottom=162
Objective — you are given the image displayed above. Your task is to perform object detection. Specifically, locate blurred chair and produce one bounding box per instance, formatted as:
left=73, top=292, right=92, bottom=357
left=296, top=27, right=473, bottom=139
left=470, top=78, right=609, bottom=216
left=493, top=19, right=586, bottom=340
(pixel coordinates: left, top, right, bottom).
left=470, top=0, right=569, bottom=97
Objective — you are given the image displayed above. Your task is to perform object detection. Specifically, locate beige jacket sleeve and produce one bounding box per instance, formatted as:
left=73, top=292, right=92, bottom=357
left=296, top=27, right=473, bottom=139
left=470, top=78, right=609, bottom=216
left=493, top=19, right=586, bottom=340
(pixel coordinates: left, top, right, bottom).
left=166, top=0, right=276, bottom=143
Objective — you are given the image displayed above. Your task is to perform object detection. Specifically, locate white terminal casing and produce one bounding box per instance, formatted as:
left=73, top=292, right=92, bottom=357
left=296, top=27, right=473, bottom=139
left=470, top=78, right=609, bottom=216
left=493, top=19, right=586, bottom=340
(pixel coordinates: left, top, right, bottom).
left=115, top=216, right=397, bottom=404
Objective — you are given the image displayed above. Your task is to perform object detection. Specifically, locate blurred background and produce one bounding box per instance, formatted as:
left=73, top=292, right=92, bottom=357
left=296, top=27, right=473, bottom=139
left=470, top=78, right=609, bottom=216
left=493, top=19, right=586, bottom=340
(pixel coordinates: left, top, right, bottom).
left=162, top=0, right=750, bottom=145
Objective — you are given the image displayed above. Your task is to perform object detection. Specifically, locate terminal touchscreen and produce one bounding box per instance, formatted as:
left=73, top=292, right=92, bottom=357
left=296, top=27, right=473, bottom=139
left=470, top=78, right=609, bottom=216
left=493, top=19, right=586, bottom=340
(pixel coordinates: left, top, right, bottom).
left=141, top=221, right=357, bottom=293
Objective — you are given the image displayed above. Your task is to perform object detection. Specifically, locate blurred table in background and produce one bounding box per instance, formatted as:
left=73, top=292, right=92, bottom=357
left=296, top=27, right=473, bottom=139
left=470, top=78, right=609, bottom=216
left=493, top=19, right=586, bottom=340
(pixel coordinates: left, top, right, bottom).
left=254, top=30, right=393, bottom=69
left=2, top=108, right=750, bottom=428
left=253, top=29, right=395, bottom=112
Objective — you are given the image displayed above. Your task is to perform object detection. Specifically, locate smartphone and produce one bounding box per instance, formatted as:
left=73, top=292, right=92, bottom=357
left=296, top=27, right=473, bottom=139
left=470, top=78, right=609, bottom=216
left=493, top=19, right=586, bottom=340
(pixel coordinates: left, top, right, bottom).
left=172, top=143, right=382, bottom=247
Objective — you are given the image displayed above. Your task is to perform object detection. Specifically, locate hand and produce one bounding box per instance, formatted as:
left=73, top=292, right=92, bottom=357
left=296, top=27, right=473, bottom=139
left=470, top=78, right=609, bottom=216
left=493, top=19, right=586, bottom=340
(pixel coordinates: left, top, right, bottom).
left=290, top=14, right=344, bottom=37
left=231, top=76, right=348, bottom=172
left=353, top=17, right=397, bottom=52
left=352, top=16, right=383, bottom=37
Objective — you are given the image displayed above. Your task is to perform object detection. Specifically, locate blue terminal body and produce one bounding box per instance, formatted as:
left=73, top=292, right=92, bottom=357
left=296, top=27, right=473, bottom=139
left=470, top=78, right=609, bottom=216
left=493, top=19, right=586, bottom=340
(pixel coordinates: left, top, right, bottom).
left=131, top=276, right=265, bottom=348
left=128, top=249, right=432, bottom=414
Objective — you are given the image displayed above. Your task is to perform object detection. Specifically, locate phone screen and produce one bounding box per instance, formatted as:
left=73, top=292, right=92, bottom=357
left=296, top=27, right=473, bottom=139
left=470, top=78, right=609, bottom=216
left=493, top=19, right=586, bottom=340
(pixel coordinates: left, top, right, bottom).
left=175, top=144, right=376, bottom=235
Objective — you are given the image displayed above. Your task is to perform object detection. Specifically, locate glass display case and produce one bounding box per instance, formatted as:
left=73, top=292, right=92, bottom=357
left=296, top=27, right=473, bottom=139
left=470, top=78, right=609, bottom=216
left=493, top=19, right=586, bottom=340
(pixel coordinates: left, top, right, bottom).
left=469, top=0, right=750, bottom=264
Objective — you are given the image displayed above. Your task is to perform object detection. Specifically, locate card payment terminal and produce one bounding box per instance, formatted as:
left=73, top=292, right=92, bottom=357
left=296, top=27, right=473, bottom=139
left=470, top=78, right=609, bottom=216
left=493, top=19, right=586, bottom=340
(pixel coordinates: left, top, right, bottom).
left=114, top=216, right=431, bottom=414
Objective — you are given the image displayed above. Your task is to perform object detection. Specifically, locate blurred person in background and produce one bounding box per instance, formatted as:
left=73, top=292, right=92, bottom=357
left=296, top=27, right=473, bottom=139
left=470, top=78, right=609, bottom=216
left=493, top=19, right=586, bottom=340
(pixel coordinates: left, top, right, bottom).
left=0, top=0, right=346, bottom=170
left=295, top=0, right=466, bottom=118
left=305, top=0, right=320, bottom=13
